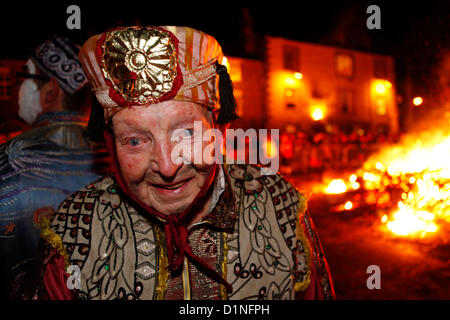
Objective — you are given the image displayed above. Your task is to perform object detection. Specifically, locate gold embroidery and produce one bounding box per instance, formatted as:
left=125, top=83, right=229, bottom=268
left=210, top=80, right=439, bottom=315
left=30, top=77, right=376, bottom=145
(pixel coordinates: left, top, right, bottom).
left=40, top=216, right=70, bottom=269
left=182, top=257, right=191, bottom=300
left=154, top=225, right=169, bottom=300
left=219, top=231, right=229, bottom=300
left=178, top=62, right=217, bottom=92
left=294, top=202, right=312, bottom=292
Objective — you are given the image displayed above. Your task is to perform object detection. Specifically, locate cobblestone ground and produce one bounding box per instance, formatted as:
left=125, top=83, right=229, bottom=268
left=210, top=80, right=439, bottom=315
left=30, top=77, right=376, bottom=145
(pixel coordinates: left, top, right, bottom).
left=289, top=175, right=450, bottom=300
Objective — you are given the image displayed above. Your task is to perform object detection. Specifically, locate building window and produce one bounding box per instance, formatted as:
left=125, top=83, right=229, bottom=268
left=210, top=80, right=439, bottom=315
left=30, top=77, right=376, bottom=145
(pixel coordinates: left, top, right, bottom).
left=229, top=59, right=242, bottom=83
left=374, top=59, right=387, bottom=78
left=337, top=89, right=354, bottom=114
left=0, top=67, right=12, bottom=101
left=283, top=45, right=300, bottom=71
left=335, top=53, right=354, bottom=78
left=285, top=88, right=297, bottom=109
left=375, top=98, right=387, bottom=115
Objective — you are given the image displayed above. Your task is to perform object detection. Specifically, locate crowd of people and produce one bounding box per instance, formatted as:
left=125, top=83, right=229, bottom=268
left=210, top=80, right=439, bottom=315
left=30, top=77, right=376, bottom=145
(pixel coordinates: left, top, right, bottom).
left=279, top=127, right=394, bottom=173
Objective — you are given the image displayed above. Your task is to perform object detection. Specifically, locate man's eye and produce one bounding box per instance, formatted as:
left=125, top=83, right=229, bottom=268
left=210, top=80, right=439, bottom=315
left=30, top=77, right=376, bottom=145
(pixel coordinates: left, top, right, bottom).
left=128, top=137, right=141, bottom=146
left=183, top=128, right=194, bottom=137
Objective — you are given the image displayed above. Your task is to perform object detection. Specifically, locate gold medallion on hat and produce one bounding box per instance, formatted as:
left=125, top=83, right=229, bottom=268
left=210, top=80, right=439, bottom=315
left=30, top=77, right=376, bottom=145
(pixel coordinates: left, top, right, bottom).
left=101, top=27, right=178, bottom=104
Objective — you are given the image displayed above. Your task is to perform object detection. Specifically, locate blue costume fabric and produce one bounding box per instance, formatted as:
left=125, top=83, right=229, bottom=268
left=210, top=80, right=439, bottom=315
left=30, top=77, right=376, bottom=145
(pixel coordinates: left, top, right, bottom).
left=0, top=111, right=111, bottom=298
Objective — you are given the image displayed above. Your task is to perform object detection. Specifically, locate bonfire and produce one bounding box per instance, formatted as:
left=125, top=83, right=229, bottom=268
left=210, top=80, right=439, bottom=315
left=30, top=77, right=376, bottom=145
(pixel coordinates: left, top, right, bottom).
left=321, top=126, right=450, bottom=239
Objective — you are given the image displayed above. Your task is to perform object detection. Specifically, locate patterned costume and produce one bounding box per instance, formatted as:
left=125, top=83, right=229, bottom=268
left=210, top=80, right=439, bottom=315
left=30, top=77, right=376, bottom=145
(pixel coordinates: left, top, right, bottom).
left=12, top=164, right=333, bottom=300
left=11, top=26, right=334, bottom=300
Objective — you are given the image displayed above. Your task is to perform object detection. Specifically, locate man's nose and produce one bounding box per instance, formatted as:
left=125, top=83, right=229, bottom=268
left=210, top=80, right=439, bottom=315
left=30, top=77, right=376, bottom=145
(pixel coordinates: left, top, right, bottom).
left=150, top=138, right=183, bottom=178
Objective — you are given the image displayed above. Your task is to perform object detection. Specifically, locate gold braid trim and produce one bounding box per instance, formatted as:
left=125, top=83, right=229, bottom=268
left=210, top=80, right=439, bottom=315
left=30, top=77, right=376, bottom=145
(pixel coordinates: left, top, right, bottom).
left=294, top=194, right=312, bottom=292
left=154, top=225, right=169, bottom=300
left=39, top=216, right=70, bottom=270
left=219, top=232, right=229, bottom=300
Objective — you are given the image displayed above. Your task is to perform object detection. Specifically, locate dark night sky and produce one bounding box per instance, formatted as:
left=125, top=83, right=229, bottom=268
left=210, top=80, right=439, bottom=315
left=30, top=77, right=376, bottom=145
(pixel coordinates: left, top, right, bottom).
left=0, top=0, right=448, bottom=117
left=0, top=0, right=447, bottom=58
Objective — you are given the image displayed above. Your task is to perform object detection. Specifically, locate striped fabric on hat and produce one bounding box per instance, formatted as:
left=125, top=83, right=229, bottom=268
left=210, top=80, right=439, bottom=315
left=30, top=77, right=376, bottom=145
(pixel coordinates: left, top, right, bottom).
left=79, top=26, right=224, bottom=120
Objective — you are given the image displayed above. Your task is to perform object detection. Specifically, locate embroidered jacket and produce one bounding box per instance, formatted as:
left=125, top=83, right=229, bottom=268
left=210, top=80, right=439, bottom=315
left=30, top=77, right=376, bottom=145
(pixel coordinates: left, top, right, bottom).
left=13, top=164, right=335, bottom=300
left=0, top=112, right=111, bottom=299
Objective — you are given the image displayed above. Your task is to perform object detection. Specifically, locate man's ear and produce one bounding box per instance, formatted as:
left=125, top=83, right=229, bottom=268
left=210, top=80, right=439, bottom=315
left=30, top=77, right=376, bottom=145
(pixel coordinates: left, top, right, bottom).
left=41, top=78, right=63, bottom=105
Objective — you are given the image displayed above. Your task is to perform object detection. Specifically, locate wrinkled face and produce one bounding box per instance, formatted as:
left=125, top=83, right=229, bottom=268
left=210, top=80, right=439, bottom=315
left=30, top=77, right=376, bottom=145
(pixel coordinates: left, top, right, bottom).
left=112, top=100, right=215, bottom=216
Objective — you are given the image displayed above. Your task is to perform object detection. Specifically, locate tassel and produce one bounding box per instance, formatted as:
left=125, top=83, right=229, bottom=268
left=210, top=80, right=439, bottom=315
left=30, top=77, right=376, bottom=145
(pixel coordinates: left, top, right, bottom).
left=215, top=61, right=239, bottom=124
left=87, top=97, right=106, bottom=142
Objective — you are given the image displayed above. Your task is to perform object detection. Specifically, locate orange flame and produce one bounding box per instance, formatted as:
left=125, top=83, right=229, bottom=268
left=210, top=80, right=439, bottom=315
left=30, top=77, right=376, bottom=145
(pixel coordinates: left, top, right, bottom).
left=321, top=129, right=450, bottom=238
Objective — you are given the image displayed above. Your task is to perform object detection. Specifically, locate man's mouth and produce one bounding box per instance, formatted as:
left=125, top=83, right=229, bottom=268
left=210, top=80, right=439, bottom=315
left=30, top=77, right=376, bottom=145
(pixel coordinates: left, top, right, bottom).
left=159, top=181, right=186, bottom=190
left=152, top=178, right=192, bottom=191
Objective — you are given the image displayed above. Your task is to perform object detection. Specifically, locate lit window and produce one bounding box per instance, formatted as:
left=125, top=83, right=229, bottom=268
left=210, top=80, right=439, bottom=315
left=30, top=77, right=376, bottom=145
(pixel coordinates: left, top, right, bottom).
left=228, top=58, right=242, bottom=83
left=310, top=105, right=325, bottom=121
left=285, top=88, right=297, bottom=109
left=335, top=54, right=354, bottom=78
left=413, top=96, right=423, bottom=106
left=375, top=98, right=387, bottom=115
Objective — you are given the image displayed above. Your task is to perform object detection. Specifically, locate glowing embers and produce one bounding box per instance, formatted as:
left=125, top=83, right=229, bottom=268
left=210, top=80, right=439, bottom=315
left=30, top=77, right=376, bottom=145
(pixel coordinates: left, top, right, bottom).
left=384, top=202, right=438, bottom=237
left=324, top=179, right=347, bottom=194
left=322, top=130, right=450, bottom=238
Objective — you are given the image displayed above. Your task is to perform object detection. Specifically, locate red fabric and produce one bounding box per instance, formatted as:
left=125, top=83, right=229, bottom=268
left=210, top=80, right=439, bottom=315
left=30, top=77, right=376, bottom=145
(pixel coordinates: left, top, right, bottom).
left=296, top=213, right=336, bottom=300
left=302, top=265, right=319, bottom=300
left=43, top=250, right=75, bottom=300
left=103, top=130, right=233, bottom=293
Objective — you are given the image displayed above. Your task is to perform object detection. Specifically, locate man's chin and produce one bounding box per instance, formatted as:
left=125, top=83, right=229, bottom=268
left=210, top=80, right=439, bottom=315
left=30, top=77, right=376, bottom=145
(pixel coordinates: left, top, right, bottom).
left=152, top=201, right=191, bottom=216
left=147, top=187, right=197, bottom=215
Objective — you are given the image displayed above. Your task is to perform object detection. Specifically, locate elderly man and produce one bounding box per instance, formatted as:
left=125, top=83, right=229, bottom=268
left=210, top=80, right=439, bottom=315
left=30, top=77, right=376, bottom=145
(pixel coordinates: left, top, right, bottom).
left=18, top=26, right=334, bottom=300
left=0, top=36, right=111, bottom=299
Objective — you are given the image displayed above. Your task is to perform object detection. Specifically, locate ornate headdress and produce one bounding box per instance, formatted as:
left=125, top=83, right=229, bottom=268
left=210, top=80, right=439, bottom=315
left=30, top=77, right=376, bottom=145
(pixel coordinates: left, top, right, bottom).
left=79, top=26, right=238, bottom=127
left=31, top=36, right=87, bottom=94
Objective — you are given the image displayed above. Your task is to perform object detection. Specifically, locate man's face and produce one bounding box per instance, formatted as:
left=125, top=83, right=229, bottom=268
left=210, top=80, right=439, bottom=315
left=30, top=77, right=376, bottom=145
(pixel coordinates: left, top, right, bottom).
left=18, top=60, right=43, bottom=125
left=112, top=100, right=215, bottom=216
